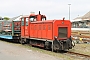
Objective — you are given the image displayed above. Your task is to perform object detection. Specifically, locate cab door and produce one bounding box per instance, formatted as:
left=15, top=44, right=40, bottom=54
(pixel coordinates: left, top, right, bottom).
left=21, top=18, right=25, bottom=38
left=25, top=18, right=29, bottom=38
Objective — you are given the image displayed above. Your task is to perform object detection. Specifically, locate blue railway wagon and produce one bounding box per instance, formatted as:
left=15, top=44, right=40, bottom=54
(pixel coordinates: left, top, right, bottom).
left=0, top=20, right=21, bottom=42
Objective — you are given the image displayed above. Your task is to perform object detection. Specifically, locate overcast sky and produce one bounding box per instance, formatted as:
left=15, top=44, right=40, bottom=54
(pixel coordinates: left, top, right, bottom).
left=0, top=0, right=90, bottom=20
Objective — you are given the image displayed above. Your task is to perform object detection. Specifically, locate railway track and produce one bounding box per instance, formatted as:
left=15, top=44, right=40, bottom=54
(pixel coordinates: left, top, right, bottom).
left=64, top=51, right=90, bottom=60
left=18, top=43, right=90, bottom=60
left=1, top=39, right=90, bottom=60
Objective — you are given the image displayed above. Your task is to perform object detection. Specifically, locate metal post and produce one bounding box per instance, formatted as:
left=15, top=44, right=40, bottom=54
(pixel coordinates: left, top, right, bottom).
left=52, top=41, right=53, bottom=52
left=68, top=4, right=71, bottom=20
left=12, top=21, right=14, bottom=36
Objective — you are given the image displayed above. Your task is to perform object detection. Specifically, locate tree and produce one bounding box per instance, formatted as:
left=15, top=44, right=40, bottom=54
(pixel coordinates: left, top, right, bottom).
left=4, top=17, right=10, bottom=20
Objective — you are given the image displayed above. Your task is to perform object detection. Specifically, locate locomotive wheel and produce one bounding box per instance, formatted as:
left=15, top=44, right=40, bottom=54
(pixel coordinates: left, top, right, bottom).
left=19, top=38, right=25, bottom=44
left=53, top=40, right=60, bottom=51
left=44, top=41, right=51, bottom=49
left=29, top=40, right=32, bottom=46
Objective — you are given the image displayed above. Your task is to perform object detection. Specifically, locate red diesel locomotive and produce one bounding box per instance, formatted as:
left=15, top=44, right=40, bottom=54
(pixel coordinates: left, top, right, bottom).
left=20, top=11, right=74, bottom=51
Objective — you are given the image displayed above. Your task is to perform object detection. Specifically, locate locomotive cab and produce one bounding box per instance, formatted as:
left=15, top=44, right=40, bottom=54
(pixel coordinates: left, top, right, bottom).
left=20, top=11, right=46, bottom=44
left=29, top=11, right=46, bottom=22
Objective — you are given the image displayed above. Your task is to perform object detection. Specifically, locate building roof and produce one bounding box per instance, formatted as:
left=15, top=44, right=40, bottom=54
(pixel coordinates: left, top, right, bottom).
left=22, top=15, right=29, bottom=18
left=74, top=17, right=82, bottom=20
left=0, top=17, right=4, bottom=20
left=9, top=15, right=23, bottom=21
left=82, top=11, right=90, bottom=20
left=74, top=11, right=90, bottom=20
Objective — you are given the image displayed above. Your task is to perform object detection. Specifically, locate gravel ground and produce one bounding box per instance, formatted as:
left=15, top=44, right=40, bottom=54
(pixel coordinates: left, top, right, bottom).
left=69, top=43, right=90, bottom=55
left=1, top=40, right=88, bottom=60
left=0, top=40, right=63, bottom=60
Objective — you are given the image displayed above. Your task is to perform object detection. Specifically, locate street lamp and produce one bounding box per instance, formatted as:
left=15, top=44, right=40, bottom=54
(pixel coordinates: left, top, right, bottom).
left=68, top=4, right=71, bottom=20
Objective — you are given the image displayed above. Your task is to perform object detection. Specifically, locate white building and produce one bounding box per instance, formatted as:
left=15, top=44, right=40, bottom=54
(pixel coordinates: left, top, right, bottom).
left=72, top=11, right=90, bottom=28
left=0, top=17, right=4, bottom=20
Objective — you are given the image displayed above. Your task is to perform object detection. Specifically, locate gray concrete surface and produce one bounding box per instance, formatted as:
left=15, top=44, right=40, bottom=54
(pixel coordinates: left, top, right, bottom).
left=0, top=40, right=63, bottom=60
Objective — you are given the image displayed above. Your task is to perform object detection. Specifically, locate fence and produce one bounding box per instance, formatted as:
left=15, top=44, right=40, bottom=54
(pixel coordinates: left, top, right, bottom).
left=72, top=30, right=90, bottom=43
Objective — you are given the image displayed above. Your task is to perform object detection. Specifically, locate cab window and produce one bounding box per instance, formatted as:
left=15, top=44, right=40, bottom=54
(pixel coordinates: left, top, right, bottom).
left=26, top=18, right=28, bottom=26
left=21, top=18, right=24, bottom=26
left=30, top=16, right=36, bottom=22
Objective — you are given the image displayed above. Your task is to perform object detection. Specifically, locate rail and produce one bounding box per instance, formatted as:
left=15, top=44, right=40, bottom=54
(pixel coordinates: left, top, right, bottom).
left=67, top=51, right=90, bottom=58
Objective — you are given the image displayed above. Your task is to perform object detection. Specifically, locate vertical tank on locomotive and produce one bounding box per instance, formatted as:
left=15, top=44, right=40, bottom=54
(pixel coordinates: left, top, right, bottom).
left=20, top=11, right=74, bottom=51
